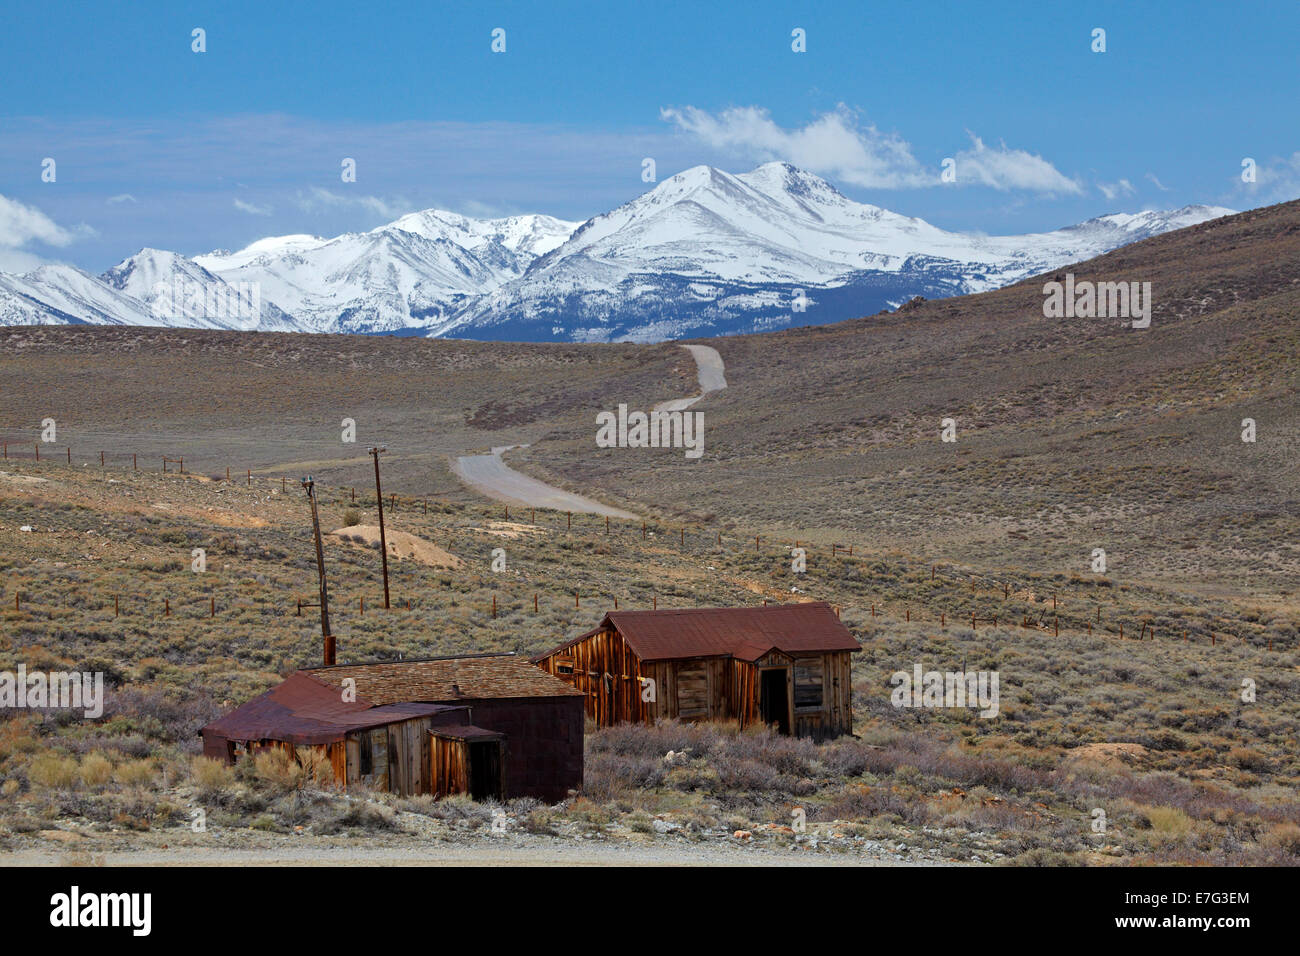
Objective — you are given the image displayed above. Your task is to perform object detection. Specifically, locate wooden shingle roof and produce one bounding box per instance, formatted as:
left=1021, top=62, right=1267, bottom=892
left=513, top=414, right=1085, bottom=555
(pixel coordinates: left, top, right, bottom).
left=303, top=653, right=583, bottom=704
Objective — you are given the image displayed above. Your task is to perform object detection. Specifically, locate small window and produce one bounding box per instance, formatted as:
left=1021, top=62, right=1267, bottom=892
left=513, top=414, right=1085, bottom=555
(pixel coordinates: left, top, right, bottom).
left=794, top=661, right=823, bottom=710
left=555, top=656, right=575, bottom=675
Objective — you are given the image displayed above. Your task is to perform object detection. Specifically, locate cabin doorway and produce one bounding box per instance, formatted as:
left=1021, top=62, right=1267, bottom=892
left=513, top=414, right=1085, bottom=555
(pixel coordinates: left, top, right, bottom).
left=468, top=740, right=504, bottom=801
left=759, top=668, right=791, bottom=734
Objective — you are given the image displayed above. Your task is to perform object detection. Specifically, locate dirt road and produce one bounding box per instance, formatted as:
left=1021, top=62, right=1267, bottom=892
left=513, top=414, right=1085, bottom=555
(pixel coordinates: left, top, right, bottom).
left=451, top=444, right=638, bottom=518
left=452, top=344, right=727, bottom=515
left=1, top=839, right=928, bottom=867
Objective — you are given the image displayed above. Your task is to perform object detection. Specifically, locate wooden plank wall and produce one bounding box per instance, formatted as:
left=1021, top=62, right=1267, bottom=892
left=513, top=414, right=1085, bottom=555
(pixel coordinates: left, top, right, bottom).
left=430, top=735, right=469, bottom=798
left=538, top=632, right=856, bottom=739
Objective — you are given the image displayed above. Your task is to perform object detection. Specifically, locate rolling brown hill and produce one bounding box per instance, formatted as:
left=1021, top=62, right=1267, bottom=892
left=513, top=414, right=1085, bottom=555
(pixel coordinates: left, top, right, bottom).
left=524, top=199, right=1300, bottom=602
left=1, top=198, right=1296, bottom=605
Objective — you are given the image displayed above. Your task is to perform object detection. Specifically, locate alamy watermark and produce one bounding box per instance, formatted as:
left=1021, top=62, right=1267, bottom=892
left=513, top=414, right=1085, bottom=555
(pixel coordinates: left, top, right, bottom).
left=1043, top=273, right=1151, bottom=329
left=0, top=665, right=104, bottom=719
left=890, top=664, right=999, bottom=718
left=596, top=404, right=704, bottom=459
left=150, top=279, right=260, bottom=323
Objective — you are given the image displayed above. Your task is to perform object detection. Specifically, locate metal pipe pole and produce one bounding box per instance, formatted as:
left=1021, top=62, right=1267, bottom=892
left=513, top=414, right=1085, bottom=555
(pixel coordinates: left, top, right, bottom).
left=369, top=446, right=390, bottom=609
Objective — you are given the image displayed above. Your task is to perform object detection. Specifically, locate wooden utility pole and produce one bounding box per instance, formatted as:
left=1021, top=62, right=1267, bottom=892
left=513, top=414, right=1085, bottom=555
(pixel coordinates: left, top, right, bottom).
left=369, top=446, right=390, bottom=609
left=302, top=477, right=334, bottom=665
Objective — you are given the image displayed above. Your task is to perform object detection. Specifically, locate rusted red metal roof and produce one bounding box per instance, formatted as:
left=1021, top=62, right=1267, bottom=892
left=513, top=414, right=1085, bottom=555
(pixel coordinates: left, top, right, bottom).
left=304, top=652, right=584, bottom=704
left=200, top=672, right=464, bottom=746
left=537, top=601, right=860, bottom=663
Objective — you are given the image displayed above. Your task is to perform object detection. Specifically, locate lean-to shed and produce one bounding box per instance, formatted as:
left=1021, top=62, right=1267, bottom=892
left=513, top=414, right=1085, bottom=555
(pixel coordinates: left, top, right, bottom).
left=201, top=653, right=584, bottom=801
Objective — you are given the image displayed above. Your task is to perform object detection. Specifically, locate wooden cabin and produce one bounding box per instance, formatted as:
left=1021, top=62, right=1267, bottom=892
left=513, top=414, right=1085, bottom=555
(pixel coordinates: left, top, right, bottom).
left=533, top=602, right=860, bottom=739
left=201, top=653, right=584, bottom=802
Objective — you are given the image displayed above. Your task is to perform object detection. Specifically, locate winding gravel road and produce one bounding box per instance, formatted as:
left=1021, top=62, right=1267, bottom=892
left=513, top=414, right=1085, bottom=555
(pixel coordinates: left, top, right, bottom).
left=452, top=344, right=726, bottom=516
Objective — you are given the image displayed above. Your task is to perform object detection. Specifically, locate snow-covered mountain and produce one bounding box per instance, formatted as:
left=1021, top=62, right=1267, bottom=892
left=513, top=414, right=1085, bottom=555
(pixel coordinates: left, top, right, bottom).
left=192, top=212, right=579, bottom=334
left=442, top=163, right=1235, bottom=341
left=0, top=164, right=1234, bottom=341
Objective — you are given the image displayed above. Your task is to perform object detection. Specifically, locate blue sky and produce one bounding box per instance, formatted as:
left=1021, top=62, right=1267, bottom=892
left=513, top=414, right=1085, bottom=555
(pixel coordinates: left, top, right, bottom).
left=1, top=0, right=1297, bottom=271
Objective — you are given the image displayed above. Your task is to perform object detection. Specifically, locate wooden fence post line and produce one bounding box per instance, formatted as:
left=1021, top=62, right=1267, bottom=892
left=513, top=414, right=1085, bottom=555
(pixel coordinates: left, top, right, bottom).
left=491, top=594, right=496, bottom=619
left=114, top=595, right=119, bottom=617
left=575, top=591, right=579, bottom=608
left=211, top=597, right=215, bottom=617
left=281, top=477, right=286, bottom=492
left=906, top=609, right=910, bottom=622
left=533, top=594, right=538, bottom=613
left=642, top=520, right=646, bottom=540
left=606, top=516, right=610, bottom=534
left=247, top=469, right=251, bottom=487
left=34, top=444, right=39, bottom=462
left=67, top=447, right=70, bottom=463
left=360, top=596, right=364, bottom=614
left=164, top=598, right=170, bottom=616
left=1054, top=617, right=1058, bottom=637
left=567, top=511, right=572, bottom=530
left=133, top=453, right=137, bottom=471
left=653, top=595, right=657, bottom=610
left=941, top=612, right=945, bottom=627
left=614, top=597, right=618, bottom=610
left=226, top=466, right=230, bottom=481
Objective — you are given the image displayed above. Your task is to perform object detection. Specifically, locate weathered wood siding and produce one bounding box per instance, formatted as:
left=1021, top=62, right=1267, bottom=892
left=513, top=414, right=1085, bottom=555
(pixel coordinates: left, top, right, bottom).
left=430, top=734, right=470, bottom=797
left=538, top=632, right=855, bottom=739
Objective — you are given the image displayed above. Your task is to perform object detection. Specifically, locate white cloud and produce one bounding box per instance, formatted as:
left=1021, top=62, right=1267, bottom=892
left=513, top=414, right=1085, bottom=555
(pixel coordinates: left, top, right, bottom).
left=951, top=133, right=1084, bottom=195
left=1242, top=152, right=1300, bottom=203
left=234, top=198, right=273, bottom=216
left=106, top=193, right=138, bottom=204
left=1098, top=178, right=1137, bottom=201
left=292, top=187, right=409, bottom=220
left=660, top=105, right=1083, bottom=194
left=0, top=194, right=80, bottom=249
left=1144, top=172, right=1170, bottom=192
left=661, top=104, right=930, bottom=189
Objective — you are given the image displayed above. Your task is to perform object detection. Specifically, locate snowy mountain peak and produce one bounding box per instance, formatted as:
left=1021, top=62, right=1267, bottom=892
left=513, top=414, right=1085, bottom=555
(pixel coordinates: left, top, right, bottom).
left=0, top=163, right=1237, bottom=341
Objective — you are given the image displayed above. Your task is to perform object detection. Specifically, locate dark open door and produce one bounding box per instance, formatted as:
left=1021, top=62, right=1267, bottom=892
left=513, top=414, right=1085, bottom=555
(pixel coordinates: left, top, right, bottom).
left=759, top=668, right=791, bottom=734
left=468, top=740, right=503, bottom=800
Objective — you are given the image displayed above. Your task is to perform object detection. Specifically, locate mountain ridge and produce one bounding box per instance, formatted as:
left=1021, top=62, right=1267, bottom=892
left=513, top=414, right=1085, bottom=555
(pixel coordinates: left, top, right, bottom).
left=0, top=163, right=1234, bottom=341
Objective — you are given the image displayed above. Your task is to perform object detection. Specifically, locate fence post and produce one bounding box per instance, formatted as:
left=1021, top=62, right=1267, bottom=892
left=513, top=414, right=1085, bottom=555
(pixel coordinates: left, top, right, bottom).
left=211, top=597, right=215, bottom=617
left=533, top=593, right=538, bottom=613
left=492, top=594, right=496, bottom=619
left=67, top=447, right=70, bottom=463
left=114, top=595, right=119, bottom=617
left=164, top=598, right=170, bottom=616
